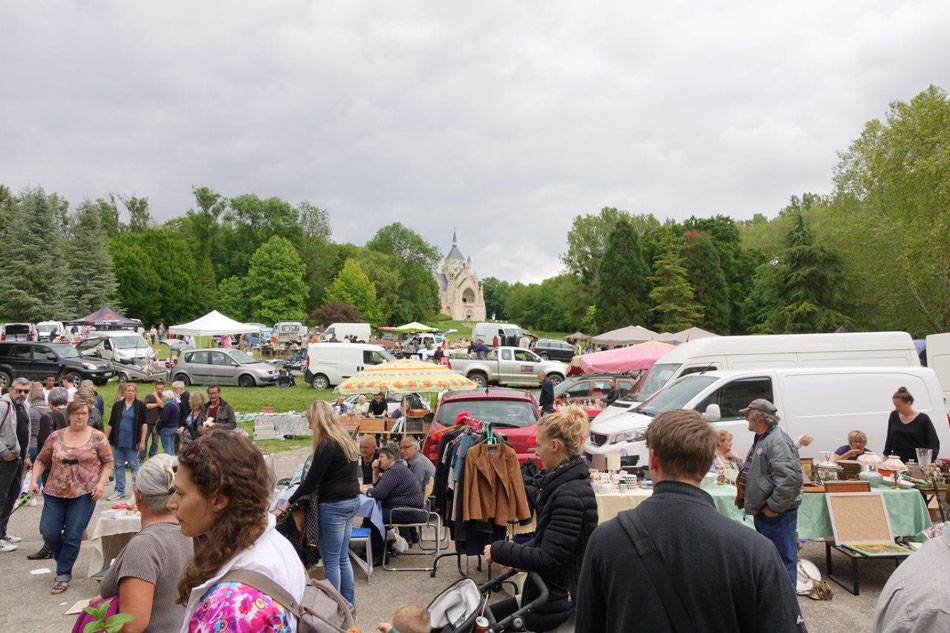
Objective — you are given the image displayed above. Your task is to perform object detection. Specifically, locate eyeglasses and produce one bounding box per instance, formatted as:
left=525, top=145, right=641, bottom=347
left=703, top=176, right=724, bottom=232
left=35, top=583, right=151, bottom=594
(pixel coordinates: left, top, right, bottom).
left=14, top=389, right=30, bottom=394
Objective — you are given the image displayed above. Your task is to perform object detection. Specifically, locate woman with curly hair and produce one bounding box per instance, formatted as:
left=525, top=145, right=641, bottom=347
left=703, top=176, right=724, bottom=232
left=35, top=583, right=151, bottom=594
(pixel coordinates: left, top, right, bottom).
left=169, top=429, right=306, bottom=633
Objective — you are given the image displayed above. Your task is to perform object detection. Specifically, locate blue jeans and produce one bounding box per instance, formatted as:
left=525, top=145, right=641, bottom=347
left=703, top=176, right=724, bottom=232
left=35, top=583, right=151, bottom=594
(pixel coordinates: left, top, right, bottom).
left=754, top=508, right=798, bottom=586
left=158, top=427, right=177, bottom=455
left=318, top=496, right=360, bottom=604
left=112, top=445, right=139, bottom=494
left=40, top=493, right=96, bottom=581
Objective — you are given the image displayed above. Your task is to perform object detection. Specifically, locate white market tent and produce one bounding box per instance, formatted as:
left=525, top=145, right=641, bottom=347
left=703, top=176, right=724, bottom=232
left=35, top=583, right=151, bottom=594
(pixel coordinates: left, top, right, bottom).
left=657, top=327, right=719, bottom=344
left=591, top=325, right=658, bottom=348
left=168, top=310, right=259, bottom=337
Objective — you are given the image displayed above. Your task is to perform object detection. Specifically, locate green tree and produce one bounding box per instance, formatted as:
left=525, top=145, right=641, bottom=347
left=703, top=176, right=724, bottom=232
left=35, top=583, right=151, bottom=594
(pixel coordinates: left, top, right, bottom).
left=310, top=300, right=364, bottom=327
left=681, top=230, right=730, bottom=333
left=185, top=186, right=226, bottom=305
left=245, top=236, right=308, bottom=323
left=366, top=223, right=441, bottom=321
left=366, top=222, right=441, bottom=270
left=111, top=242, right=162, bottom=324
left=326, top=259, right=382, bottom=324
left=481, top=277, right=511, bottom=321
left=649, top=241, right=703, bottom=332
left=0, top=187, right=70, bottom=320
left=562, top=207, right=629, bottom=286
left=834, top=85, right=950, bottom=333
left=217, top=194, right=304, bottom=280
left=593, top=218, right=652, bottom=331
left=354, top=249, right=402, bottom=325
left=216, top=276, right=249, bottom=322
left=64, top=201, right=119, bottom=315
left=120, top=195, right=152, bottom=232
left=746, top=213, right=855, bottom=334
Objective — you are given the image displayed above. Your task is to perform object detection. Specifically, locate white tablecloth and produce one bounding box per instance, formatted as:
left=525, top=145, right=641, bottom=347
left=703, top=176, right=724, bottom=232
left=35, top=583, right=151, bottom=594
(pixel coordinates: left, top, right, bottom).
left=87, top=511, right=142, bottom=577
left=256, top=413, right=311, bottom=438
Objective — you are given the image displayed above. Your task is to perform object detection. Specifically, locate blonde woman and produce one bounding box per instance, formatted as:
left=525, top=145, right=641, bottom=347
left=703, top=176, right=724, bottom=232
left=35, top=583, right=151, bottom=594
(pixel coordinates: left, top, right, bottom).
left=275, top=401, right=360, bottom=603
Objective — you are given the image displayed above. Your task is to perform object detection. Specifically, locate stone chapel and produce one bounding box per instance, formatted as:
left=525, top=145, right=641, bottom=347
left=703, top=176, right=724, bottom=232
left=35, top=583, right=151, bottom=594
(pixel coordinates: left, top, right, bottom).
left=435, top=231, right=486, bottom=321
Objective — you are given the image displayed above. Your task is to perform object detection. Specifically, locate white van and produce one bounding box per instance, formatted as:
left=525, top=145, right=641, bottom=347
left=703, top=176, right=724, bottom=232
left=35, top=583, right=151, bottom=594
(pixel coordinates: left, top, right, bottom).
left=597, top=332, right=921, bottom=424
left=78, top=330, right=155, bottom=362
left=926, top=332, right=950, bottom=403
left=586, top=366, right=949, bottom=468
left=472, top=322, right=524, bottom=346
left=321, top=322, right=371, bottom=343
left=305, top=342, right=395, bottom=389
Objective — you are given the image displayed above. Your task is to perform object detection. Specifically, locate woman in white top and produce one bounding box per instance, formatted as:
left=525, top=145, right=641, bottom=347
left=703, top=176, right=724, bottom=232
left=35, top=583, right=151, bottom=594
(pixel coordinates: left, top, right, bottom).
left=168, top=430, right=306, bottom=633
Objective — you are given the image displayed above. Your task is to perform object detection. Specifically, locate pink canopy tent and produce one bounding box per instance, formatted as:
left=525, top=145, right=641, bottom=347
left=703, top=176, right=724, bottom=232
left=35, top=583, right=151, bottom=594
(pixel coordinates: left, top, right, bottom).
left=576, top=341, right=674, bottom=375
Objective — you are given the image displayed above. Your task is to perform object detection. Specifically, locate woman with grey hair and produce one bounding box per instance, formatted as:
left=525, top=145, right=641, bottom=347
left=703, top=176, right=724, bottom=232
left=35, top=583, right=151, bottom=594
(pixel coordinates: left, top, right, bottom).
left=99, top=454, right=193, bottom=632
left=179, top=392, right=207, bottom=442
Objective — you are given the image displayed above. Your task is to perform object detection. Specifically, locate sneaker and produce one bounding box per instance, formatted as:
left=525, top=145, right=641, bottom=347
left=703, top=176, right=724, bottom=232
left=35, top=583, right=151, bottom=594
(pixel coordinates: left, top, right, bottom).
left=3, top=535, right=22, bottom=544
left=0, top=542, right=16, bottom=553
left=107, top=491, right=123, bottom=501
left=27, top=545, right=51, bottom=560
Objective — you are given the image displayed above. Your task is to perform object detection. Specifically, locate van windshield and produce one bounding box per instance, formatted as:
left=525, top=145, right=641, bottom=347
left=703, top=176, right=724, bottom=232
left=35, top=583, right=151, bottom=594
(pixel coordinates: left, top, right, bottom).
left=638, top=375, right=717, bottom=417
left=378, top=349, right=396, bottom=362
left=636, top=363, right=682, bottom=401
left=110, top=336, right=148, bottom=350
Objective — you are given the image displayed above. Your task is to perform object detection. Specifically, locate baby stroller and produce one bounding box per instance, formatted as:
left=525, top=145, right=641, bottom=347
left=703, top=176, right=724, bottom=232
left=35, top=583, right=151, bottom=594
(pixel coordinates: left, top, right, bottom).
left=428, top=569, right=549, bottom=633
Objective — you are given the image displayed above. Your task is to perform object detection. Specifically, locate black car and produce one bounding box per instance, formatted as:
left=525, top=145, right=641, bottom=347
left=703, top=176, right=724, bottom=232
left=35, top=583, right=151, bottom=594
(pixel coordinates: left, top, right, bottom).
left=531, top=338, right=576, bottom=362
left=0, top=342, right=115, bottom=389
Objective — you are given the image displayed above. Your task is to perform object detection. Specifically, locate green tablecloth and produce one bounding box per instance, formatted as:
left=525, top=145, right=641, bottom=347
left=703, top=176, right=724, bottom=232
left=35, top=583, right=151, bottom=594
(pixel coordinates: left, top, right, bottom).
left=699, top=482, right=932, bottom=539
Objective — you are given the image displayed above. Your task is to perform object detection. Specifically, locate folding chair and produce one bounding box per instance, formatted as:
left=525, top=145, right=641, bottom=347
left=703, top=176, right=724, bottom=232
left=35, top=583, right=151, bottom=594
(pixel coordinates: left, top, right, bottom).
left=348, top=527, right=373, bottom=582
left=383, top=479, right=443, bottom=572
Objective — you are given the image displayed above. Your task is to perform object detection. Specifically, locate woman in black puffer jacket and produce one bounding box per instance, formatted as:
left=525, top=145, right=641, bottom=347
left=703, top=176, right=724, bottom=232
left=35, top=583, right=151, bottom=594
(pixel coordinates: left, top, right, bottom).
left=485, top=406, right=598, bottom=632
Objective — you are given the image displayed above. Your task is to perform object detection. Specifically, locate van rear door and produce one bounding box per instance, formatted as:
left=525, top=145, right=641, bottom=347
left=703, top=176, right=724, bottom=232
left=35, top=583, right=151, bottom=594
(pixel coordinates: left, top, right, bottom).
left=926, top=333, right=950, bottom=404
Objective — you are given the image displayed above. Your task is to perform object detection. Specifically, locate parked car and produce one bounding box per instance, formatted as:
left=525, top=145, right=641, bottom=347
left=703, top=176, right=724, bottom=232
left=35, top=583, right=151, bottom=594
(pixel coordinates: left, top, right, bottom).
left=585, top=366, right=950, bottom=469
left=530, top=338, right=575, bottom=362
left=448, top=346, right=567, bottom=389
left=243, top=323, right=273, bottom=348
left=341, top=392, right=430, bottom=416
left=172, top=348, right=278, bottom=387
left=554, top=374, right=638, bottom=401
left=275, top=321, right=306, bottom=345
left=77, top=331, right=155, bottom=363
left=305, top=342, right=396, bottom=389
left=0, top=342, right=114, bottom=389
left=422, top=387, right=541, bottom=465
left=594, top=331, right=923, bottom=427
left=472, top=322, right=525, bottom=346
left=36, top=321, right=65, bottom=342
left=0, top=323, right=38, bottom=342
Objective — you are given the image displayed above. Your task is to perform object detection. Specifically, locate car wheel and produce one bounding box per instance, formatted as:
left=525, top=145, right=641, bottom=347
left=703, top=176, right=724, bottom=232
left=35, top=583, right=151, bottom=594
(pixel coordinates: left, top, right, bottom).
left=469, top=372, right=488, bottom=389
left=238, top=374, right=256, bottom=388
left=174, top=373, right=191, bottom=386
left=0, top=371, right=10, bottom=390
left=117, top=371, right=130, bottom=383
left=540, top=353, right=550, bottom=360
left=547, top=373, right=564, bottom=387
left=311, top=374, right=330, bottom=390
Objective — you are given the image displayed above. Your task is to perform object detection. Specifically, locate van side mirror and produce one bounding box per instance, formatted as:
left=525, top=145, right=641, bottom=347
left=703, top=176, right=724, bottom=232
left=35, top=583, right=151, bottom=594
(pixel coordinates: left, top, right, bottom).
left=702, top=404, right=721, bottom=422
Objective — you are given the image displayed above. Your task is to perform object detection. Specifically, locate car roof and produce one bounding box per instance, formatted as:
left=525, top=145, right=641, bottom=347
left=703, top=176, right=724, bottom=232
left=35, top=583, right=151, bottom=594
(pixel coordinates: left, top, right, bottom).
left=441, top=387, right=535, bottom=402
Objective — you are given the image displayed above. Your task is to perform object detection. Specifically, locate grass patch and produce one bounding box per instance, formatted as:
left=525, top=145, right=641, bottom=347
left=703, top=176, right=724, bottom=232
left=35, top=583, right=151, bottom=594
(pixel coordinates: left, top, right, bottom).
left=97, top=380, right=335, bottom=414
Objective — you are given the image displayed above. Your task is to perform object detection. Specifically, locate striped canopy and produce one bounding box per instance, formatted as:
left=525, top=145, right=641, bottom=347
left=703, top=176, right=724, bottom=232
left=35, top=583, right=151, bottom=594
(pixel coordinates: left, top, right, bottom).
left=334, top=359, right=477, bottom=394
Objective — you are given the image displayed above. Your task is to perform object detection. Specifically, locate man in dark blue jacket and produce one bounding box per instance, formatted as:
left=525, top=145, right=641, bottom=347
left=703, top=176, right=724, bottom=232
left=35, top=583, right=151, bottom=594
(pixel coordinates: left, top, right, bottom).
left=537, top=371, right=554, bottom=413
left=576, top=409, right=806, bottom=633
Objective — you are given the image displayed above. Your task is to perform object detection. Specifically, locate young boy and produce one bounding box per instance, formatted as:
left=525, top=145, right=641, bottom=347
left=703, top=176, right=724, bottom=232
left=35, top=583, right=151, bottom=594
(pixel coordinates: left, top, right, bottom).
left=376, top=605, right=430, bottom=633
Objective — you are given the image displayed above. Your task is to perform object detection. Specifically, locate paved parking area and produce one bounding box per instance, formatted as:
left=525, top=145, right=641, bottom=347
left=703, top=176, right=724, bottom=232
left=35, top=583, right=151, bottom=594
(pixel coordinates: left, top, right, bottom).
left=0, top=447, right=891, bottom=632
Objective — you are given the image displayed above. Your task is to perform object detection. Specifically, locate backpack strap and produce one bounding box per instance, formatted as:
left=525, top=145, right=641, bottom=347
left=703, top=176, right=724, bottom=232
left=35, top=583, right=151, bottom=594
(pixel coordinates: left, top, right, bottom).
left=217, top=569, right=352, bottom=633
left=617, top=509, right=696, bottom=633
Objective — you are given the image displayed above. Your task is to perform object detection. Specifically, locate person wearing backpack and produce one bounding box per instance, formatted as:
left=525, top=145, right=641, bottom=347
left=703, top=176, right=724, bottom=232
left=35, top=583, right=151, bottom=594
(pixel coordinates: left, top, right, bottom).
left=168, top=430, right=307, bottom=632
left=575, top=409, right=806, bottom=633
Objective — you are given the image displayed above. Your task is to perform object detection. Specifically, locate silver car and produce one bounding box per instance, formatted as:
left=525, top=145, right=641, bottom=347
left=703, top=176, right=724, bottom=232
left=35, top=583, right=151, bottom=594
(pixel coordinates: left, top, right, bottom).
left=172, top=348, right=278, bottom=387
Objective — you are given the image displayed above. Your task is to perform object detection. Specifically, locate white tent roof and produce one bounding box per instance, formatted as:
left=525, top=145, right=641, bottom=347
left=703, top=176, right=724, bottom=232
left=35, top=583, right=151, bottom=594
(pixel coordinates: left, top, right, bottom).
left=168, top=310, right=260, bottom=337
left=657, top=327, right=719, bottom=344
left=591, top=325, right=658, bottom=348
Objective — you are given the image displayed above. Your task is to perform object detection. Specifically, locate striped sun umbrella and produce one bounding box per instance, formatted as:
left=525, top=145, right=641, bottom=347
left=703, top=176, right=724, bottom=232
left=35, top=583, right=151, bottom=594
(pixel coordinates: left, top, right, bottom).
left=334, top=359, right=477, bottom=394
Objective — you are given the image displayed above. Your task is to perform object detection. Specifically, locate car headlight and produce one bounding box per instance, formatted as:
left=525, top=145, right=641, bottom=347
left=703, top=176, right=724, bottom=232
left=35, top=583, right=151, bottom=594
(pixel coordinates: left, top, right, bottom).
left=83, top=362, right=97, bottom=370
left=612, top=429, right=646, bottom=444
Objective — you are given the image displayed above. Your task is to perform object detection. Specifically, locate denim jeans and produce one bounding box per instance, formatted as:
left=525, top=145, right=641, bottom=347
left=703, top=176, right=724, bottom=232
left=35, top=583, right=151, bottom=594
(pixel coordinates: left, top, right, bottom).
left=754, top=508, right=798, bottom=586
left=158, top=427, right=177, bottom=456
left=139, top=425, right=159, bottom=462
left=112, top=445, right=139, bottom=494
left=317, top=496, right=360, bottom=604
left=40, top=493, right=97, bottom=581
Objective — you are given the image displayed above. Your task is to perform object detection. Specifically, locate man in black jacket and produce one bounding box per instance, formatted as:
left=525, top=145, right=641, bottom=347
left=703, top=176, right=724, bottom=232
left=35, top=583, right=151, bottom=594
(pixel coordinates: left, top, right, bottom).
left=537, top=371, right=554, bottom=413
left=575, top=409, right=806, bottom=633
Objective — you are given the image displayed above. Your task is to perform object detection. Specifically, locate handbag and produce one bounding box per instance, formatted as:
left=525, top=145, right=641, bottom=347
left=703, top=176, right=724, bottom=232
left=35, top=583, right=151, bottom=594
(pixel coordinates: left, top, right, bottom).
left=617, top=509, right=696, bottom=633
left=71, top=596, right=119, bottom=633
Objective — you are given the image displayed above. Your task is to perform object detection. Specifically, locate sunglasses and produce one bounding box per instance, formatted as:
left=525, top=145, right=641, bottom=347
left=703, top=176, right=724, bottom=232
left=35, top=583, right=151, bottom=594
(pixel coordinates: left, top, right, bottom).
left=14, top=389, right=30, bottom=394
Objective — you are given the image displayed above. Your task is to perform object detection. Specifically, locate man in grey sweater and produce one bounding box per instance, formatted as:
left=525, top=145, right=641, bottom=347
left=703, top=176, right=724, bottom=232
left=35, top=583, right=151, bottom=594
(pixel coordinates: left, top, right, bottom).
left=0, top=379, right=31, bottom=552
left=737, top=398, right=804, bottom=586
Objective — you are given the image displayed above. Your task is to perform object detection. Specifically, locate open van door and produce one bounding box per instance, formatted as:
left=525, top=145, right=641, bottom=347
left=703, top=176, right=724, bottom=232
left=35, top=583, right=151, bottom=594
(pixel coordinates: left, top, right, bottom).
left=926, top=333, right=950, bottom=404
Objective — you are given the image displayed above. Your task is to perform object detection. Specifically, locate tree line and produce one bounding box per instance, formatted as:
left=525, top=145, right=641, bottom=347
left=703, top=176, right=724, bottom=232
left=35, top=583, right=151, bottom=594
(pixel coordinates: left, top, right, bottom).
left=1, top=86, right=946, bottom=337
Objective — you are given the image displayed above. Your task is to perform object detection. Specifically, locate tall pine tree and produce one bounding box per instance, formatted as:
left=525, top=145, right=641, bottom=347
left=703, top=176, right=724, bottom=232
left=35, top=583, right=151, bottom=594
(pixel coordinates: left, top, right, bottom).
left=746, top=213, right=855, bottom=333
left=593, top=218, right=652, bottom=332
left=0, top=187, right=70, bottom=321
left=64, top=201, right=119, bottom=315
left=649, top=241, right=703, bottom=332
left=681, top=230, right=731, bottom=334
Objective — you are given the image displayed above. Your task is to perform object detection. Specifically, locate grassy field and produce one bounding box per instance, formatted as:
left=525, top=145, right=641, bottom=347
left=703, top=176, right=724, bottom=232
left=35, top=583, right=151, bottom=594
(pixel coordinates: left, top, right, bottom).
left=96, top=380, right=336, bottom=414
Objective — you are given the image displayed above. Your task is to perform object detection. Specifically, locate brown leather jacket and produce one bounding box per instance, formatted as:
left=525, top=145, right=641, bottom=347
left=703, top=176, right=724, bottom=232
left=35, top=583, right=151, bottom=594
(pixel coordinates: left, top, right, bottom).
left=462, top=443, right=531, bottom=527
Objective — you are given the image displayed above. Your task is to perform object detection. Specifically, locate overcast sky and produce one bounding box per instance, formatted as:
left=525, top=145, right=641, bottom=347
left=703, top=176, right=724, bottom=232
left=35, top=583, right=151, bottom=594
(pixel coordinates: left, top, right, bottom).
left=2, top=2, right=948, bottom=282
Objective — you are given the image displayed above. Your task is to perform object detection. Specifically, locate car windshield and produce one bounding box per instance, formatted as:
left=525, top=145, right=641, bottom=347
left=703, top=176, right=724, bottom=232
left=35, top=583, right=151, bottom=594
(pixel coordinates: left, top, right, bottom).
left=110, top=336, right=148, bottom=349
left=637, top=375, right=717, bottom=417
left=49, top=344, right=78, bottom=358
left=636, top=363, right=682, bottom=401
left=229, top=350, right=259, bottom=364
left=436, top=400, right=538, bottom=428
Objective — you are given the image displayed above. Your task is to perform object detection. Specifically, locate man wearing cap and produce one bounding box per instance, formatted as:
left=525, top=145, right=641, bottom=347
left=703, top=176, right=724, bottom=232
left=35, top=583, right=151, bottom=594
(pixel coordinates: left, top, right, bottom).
left=736, top=398, right=803, bottom=587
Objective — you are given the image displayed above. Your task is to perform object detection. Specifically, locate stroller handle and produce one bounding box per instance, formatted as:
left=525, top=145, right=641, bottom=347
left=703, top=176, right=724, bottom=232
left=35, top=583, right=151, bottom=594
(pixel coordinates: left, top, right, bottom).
left=483, top=571, right=549, bottom=632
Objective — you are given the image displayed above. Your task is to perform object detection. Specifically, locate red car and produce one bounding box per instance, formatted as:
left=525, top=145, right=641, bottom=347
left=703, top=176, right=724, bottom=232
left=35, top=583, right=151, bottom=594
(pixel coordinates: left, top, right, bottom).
left=422, top=387, right=542, bottom=466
